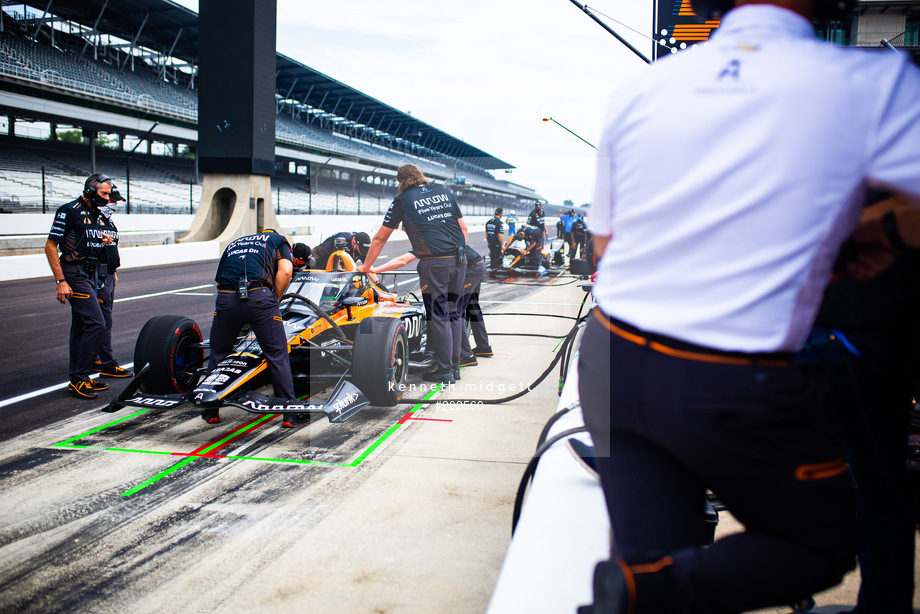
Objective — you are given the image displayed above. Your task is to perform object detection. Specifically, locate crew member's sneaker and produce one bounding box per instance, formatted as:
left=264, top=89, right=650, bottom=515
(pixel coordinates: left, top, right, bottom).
left=472, top=345, right=493, bottom=357
left=100, top=365, right=134, bottom=378
left=282, top=413, right=313, bottom=428
left=91, top=360, right=103, bottom=373
left=458, top=355, right=478, bottom=367
left=201, top=408, right=221, bottom=424
left=89, top=379, right=109, bottom=391
left=578, top=559, right=631, bottom=614
left=567, top=439, right=599, bottom=480
left=68, top=380, right=97, bottom=399
left=453, top=367, right=461, bottom=381
left=422, top=368, right=455, bottom=384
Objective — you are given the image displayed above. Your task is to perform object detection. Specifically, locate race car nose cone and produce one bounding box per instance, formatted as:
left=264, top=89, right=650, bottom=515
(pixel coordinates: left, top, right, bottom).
left=191, top=387, right=222, bottom=406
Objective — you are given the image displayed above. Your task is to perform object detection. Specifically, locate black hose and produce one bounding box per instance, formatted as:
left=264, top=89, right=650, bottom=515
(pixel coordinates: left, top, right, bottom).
left=395, top=316, right=585, bottom=404
left=482, top=312, right=580, bottom=320
left=511, top=425, right=589, bottom=534
left=487, top=276, right=585, bottom=287
left=489, top=332, right=568, bottom=339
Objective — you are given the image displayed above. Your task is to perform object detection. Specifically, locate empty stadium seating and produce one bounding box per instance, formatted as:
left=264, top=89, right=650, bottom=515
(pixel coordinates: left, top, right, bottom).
left=0, top=22, right=541, bottom=216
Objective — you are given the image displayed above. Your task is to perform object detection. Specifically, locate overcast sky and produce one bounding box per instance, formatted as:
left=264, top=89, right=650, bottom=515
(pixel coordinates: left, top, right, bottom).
left=174, top=0, right=654, bottom=205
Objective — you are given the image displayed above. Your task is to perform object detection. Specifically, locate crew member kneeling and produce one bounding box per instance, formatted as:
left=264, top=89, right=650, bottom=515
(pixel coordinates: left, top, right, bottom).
left=205, top=230, right=302, bottom=427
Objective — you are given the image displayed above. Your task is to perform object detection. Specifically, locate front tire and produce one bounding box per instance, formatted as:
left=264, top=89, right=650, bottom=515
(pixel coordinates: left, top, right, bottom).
left=134, top=315, right=204, bottom=394
left=352, top=317, right=408, bottom=406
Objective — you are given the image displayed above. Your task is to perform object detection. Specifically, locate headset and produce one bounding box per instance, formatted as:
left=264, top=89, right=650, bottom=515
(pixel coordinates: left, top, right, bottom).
left=690, top=0, right=855, bottom=20
left=83, top=173, right=112, bottom=207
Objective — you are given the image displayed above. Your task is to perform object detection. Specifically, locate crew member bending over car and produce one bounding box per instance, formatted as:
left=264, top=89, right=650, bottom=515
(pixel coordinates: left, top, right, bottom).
left=205, top=230, right=300, bottom=427
left=311, top=232, right=371, bottom=270
left=45, top=172, right=116, bottom=399
left=359, top=164, right=467, bottom=385
left=507, top=226, right=545, bottom=268
left=291, top=243, right=313, bottom=270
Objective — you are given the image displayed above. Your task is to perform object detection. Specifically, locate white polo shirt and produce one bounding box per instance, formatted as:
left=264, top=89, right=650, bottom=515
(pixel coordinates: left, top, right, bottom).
left=591, top=4, right=920, bottom=352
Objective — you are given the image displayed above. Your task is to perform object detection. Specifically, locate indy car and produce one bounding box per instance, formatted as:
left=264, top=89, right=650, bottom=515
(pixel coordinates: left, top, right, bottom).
left=104, top=250, right=432, bottom=422
left=493, top=238, right=567, bottom=278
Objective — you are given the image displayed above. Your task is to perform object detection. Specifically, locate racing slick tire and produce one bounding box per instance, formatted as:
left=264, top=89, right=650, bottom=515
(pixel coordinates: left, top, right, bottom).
left=134, top=315, right=204, bottom=394
left=352, top=317, right=408, bottom=406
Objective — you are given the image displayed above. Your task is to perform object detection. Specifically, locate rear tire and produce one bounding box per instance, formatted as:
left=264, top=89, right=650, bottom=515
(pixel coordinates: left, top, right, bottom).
left=352, top=317, right=408, bottom=406
left=134, top=315, right=204, bottom=394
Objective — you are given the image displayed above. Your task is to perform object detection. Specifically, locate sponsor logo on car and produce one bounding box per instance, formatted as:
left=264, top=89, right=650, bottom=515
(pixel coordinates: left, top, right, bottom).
left=240, top=399, right=323, bottom=412
left=127, top=396, right=182, bottom=407
left=331, top=393, right=359, bottom=414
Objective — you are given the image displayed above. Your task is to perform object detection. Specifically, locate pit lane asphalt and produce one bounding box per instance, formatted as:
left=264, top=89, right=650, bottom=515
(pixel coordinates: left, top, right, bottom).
left=0, top=234, right=583, bottom=613
left=0, top=236, right=559, bottom=441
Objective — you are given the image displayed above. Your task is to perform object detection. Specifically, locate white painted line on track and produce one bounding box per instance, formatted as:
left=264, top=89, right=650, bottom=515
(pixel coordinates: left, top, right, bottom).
left=0, top=363, right=135, bottom=409
left=2, top=284, right=214, bottom=407
left=114, top=284, right=213, bottom=303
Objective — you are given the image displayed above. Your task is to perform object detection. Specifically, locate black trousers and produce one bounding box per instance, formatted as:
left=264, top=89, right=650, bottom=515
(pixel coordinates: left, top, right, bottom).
left=487, top=240, right=503, bottom=270
left=459, top=259, right=488, bottom=356
left=63, top=261, right=106, bottom=383
left=578, top=312, right=856, bottom=614
left=801, top=327, right=917, bottom=614
left=418, top=257, right=466, bottom=372
left=96, top=276, right=117, bottom=368
left=208, top=288, right=295, bottom=399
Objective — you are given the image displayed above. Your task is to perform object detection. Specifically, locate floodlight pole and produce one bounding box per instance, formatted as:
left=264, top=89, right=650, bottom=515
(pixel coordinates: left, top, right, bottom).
left=542, top=117, right=596, bottom=149
left=567, top=0, right=651, bottom=65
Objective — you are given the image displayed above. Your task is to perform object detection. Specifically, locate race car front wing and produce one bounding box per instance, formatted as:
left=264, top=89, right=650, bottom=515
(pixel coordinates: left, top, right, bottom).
left=102, top=368, right=371, bottom=423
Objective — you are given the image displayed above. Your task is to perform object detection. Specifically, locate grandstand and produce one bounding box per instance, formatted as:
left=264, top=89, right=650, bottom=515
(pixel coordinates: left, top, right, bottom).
left=0, top=0, right=543, bottom=221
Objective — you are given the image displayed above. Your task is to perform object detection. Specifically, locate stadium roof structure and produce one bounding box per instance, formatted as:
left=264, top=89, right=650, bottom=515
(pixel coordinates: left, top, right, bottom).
left=34, top=0, right=514, bottom=170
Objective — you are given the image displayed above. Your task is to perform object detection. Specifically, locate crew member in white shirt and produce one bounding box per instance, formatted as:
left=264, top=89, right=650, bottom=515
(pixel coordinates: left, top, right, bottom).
left=576, top=0, right=920, bottom=611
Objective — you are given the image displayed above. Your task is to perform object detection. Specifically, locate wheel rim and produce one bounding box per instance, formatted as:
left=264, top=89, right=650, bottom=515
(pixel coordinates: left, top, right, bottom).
left=173, top=333, right=203, bottom=391
left=389, top=336, right=407, bottom=390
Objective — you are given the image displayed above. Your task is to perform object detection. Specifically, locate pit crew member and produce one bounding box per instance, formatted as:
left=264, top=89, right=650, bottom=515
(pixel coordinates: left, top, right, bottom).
left=359, top=164, right=467, bottom=384
left=458, top=245, right=491, bottom=364
left=507, top=226, right=544, bottom=268
left=371, top=245, right=492, bottom=367
left=45, top=172, right=116, bottom=399
left=527, top=201, right=547, bottom=240
left=92, top=185, right=133, bottom=379
left=505, top=212, right=517, bottom=236
left=485, top=207, right=505, bottom=271
left=311, top=232, right=371, bottom=269
left=205, top=230, right=298, bottom=426
left=291, top=243, right=313, bottom=271
left=577, top=0, right=920, bottom=611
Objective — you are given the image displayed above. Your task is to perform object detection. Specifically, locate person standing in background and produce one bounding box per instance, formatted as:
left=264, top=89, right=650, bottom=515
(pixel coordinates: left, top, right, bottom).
left=485, top=207, right=505, bottom=272
left=45, top=172, right=116, bottom=399
left=92, top=184, right=133, bottom=379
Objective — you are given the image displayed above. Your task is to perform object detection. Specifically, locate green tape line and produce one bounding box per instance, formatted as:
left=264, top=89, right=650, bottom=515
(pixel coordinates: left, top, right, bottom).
left=122, top=456, right=197, bottom=497
left=53, top=409, right=151, bottom=446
